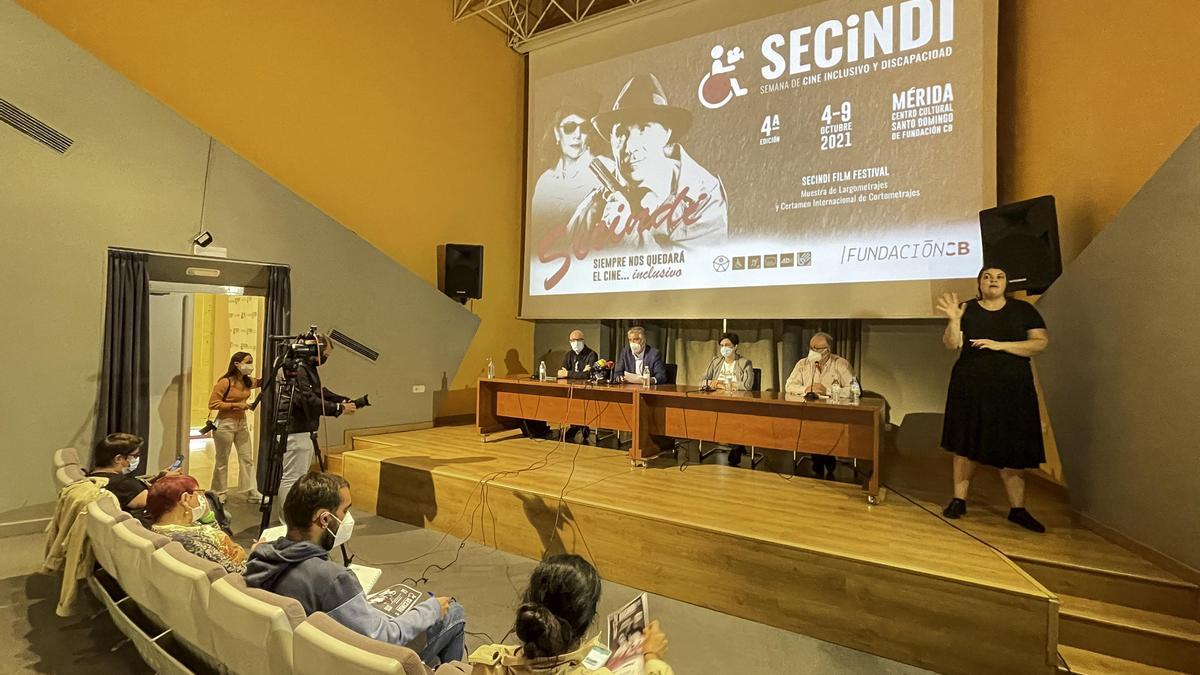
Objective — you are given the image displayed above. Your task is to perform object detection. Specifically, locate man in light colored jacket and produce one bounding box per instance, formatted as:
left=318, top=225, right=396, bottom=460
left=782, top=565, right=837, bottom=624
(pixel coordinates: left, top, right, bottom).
left=784, top=332, right=855, bottom=478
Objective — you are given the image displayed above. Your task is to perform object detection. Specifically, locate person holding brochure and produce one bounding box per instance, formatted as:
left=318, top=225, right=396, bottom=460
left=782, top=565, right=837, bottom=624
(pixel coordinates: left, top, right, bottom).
left=610, top=327, right=666, bottom=385
left=467, top=554, right=674, bottom=675
left=245, top=472, right=467, bottom=668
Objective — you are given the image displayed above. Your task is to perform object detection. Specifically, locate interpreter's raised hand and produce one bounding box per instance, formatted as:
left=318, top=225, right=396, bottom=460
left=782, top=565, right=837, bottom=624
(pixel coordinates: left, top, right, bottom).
left=436, top=596, right=451, bottom=617
left=969, top=339, right=1005, bottom=352
left=936, top=292, right=964, bottom=320
left=641, top=620, right=668, bottom=661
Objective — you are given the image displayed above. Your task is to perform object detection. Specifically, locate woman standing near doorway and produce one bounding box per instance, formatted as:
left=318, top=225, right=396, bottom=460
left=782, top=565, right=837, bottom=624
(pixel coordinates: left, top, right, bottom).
left=208, top=352, right=262, bottom=502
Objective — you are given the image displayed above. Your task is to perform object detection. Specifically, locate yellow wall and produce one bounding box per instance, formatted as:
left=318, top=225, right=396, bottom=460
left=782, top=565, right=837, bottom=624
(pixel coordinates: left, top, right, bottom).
left=18, top=0, right=529, bottom=417
left=997, top=0, right=1200, bottom=264
left=190, top=295, right=265, bottom=429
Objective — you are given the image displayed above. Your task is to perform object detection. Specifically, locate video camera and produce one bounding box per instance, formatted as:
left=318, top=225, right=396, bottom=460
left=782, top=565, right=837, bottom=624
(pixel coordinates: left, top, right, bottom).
left=270, top=325, right=324, bottom=362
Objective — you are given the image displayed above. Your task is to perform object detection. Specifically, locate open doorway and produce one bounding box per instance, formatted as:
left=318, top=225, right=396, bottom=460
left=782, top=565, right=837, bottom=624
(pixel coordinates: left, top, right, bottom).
left=187, top=294, right=265, bottom=495
left=139, top=249, right=280, bottom=500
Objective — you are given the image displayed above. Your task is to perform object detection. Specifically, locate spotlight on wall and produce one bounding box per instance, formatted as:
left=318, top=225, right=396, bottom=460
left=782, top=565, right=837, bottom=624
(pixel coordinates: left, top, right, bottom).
left=193, top=231, right=214, bottom=248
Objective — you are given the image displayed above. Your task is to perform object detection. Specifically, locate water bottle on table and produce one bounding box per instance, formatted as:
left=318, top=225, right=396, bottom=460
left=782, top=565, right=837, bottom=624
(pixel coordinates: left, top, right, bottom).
left=486, top=358, right=495, bottom=379
left=849, top=377, right=861, bottom=403
left=829, top=382, right=841, bottom=403
left=538, top=361, right=547, bottom=382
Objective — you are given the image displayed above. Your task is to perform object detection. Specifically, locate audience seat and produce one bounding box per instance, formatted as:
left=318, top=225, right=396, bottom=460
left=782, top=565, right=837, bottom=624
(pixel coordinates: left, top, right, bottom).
left=54, top=465, right=85, bottom=488
left=293, top=611, right=436, bottom=675
left=109, top=519, right=171, bottom=612
left=209, top=574, right=306, bottom=675
left=85, top=497, right=130, bottom=576
left=53, top=447, right=79, bottom=468
left=147, top=541, right=228, bottom=659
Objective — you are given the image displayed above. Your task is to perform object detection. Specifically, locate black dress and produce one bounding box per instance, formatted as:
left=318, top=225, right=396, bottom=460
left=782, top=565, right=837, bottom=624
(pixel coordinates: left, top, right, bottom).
left=941, top=299, right=1047, bottom=469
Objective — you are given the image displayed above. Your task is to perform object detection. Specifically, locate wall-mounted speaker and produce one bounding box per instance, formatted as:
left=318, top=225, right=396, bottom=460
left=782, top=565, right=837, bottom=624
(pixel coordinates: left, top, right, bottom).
left=979, top=195, right=1062, bottom=295
left=440, top=244, right=483, bottom=303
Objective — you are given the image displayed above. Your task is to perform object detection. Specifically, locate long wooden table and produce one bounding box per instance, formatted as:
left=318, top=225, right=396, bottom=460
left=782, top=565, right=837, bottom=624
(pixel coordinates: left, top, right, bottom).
left=477, top=377, right=885, bottom=501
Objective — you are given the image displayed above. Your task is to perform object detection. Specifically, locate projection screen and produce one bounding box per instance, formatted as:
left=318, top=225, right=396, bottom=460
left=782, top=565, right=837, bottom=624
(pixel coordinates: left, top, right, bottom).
left=521, top=0, right=997, bottom=319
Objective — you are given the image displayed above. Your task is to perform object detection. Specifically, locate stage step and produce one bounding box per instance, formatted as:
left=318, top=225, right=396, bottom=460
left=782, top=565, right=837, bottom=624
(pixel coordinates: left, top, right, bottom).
left=1016, top=556, right=1199, bottom=619
left=1056, top=645, right=1188, bottom=674
left=1058, top=593, right=1200, bottom=673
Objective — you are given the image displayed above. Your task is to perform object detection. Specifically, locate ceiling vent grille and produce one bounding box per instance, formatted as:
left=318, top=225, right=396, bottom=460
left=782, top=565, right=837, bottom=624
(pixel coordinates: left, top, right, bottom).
left=0, top=98, right=73, bottom=154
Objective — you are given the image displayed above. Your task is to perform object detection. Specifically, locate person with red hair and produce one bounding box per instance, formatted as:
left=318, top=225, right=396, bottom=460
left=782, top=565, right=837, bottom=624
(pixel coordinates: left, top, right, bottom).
left=149, top=475, right=249, bottom=573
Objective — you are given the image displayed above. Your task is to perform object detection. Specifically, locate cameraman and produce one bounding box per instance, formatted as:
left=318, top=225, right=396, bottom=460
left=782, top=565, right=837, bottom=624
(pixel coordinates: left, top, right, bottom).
left=277, top=334, right=357, bottom=523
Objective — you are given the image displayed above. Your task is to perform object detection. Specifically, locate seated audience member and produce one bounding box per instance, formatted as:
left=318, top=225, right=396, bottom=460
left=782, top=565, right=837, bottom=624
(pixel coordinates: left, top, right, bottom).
left=558, top=329, right=598, bottom=443
left=87, top=432, right=181, bottom=524
left=468, top=554, right=673, bottom=674
left=783, top=332, right=855, bottom=479
left=611, top=326, right=666, bottom=385
left=245, top=472, right=467, bottom=668
left=701, top=332, right=755, bottom=466
left=149, top=474, right=250, bottom=573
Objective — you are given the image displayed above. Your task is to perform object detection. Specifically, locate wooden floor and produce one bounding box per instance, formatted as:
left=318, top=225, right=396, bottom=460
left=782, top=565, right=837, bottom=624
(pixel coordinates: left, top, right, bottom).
left=340, top=425, right=1070, bottom=674
left=340, top=425, right=1200, bottom=673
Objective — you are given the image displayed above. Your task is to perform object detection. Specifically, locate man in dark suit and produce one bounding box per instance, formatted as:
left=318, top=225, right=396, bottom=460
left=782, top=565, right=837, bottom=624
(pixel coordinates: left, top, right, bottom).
left=611, top=326, right=667, bottom=385
left=558, top=329, right=598, bottom=443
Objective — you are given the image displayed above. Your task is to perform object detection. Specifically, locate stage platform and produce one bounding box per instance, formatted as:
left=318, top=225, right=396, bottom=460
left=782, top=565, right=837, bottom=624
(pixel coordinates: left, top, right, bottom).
left=339, top=424, right=1066, bottom=674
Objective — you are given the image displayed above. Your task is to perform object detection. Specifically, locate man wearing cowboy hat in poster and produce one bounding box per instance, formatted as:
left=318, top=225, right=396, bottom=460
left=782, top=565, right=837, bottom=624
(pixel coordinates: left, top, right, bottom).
left=567, top=72, right=727, bottom=251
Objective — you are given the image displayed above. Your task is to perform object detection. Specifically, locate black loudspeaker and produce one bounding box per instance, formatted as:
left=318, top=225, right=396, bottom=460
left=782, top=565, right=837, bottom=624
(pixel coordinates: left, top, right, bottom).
left=978, top=195, right=1062, bottom=294
left=442, top=244, right=483, bottom=303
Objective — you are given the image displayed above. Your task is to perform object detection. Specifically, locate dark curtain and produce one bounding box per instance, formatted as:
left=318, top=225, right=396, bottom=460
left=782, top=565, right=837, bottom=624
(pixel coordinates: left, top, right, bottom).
left=256, top=266, right=291, bottom=493
left=94, top=251, right=151, bottom=474
left=603, top=318, right=862, bottom=392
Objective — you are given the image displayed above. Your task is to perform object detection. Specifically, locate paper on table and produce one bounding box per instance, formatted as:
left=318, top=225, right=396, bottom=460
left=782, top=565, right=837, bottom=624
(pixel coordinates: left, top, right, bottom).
left=349, top=563, right=382, bottom=594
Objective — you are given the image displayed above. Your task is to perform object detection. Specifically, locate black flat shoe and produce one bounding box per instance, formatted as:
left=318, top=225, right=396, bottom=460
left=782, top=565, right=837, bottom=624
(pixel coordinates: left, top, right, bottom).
left=1008, top=508, right=1045, bottom=533
left=942, top=498, right=967, bottom=519
left=727, top=447, right=743, bottom=467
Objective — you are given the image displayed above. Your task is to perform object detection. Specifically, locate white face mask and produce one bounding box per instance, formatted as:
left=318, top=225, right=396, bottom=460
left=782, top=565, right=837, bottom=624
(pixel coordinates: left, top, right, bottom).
left=629, top=342, right=644, bottom=354
left=720, top=346, right=734, bottom=358
left=123, top=455, right=141, bottom=474
left=807, top=349, right=824, bottom=363
left=188, top=493, right=208, bottom=522
left=327, top=511, right=355, bottom=548
left=237, top=363, right=254, bottom=376
left=570, top=340, right=584, bottom=353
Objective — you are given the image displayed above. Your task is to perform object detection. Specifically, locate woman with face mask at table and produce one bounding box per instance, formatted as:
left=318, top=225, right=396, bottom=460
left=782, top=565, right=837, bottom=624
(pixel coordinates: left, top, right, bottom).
left=701, top=332, right=755, bottom=466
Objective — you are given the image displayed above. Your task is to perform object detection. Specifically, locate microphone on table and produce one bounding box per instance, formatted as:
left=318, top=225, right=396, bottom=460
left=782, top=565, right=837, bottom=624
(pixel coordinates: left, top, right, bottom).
left=698, top=356, right=721, bottom=392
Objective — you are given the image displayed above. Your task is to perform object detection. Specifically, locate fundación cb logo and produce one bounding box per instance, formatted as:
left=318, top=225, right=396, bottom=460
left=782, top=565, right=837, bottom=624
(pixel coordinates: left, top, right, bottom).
left=698, top=44, right=749, bottom=110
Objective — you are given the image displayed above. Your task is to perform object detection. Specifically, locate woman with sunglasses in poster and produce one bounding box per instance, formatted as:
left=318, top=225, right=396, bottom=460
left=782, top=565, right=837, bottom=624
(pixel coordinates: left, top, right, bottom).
left=531, top=94, right=603, bottom=246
